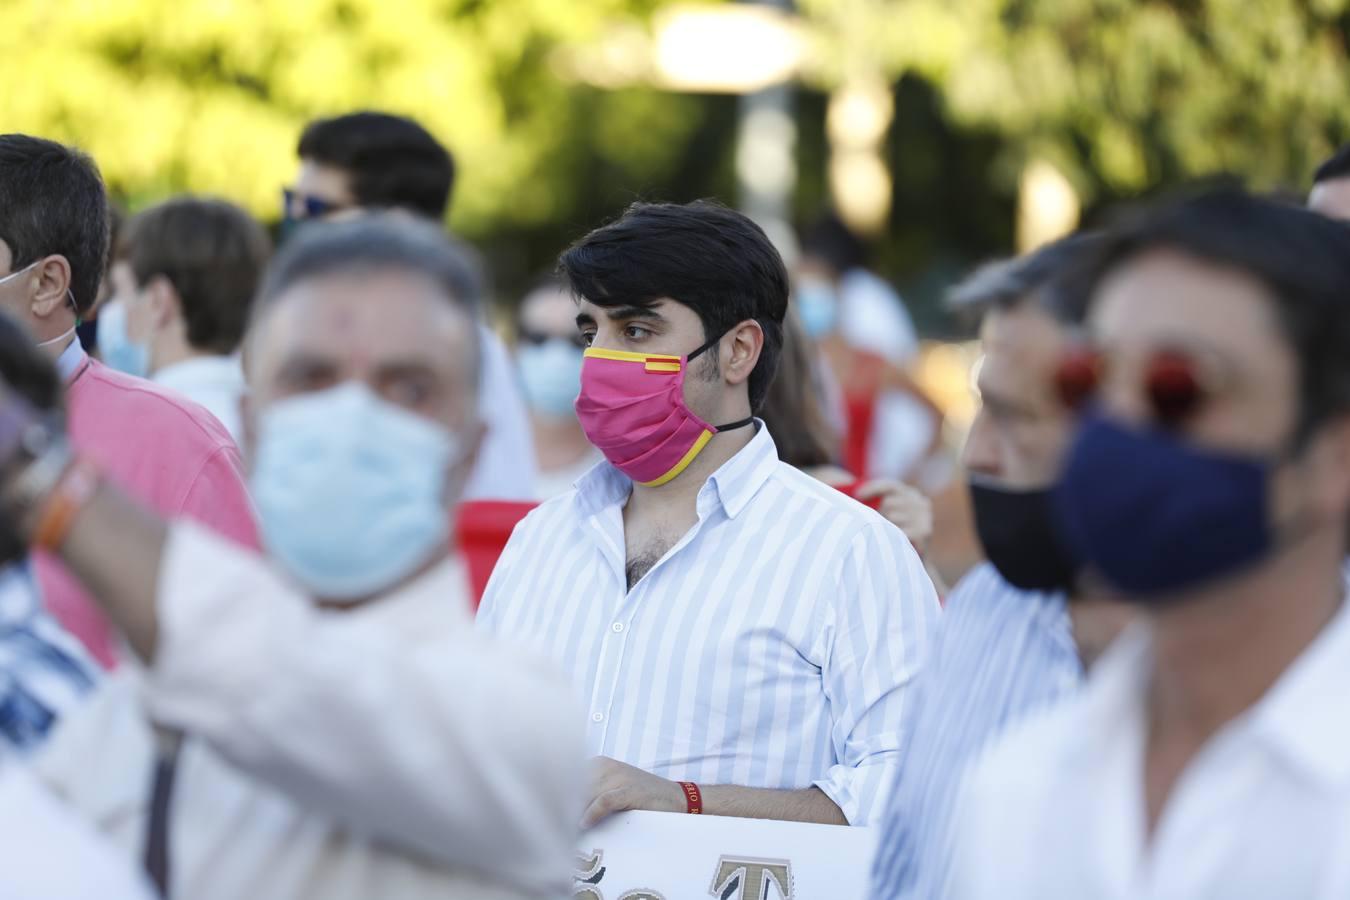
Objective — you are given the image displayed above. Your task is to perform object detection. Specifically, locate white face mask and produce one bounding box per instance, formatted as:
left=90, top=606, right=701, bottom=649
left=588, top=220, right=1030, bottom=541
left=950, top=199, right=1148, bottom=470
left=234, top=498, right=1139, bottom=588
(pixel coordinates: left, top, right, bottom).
left=0, top=261, right=79, bottom=348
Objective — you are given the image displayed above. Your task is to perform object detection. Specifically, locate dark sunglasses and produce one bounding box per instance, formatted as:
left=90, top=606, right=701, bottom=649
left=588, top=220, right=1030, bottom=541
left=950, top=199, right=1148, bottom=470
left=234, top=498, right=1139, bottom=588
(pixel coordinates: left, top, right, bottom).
left=282, top=188, right=345, bottom=221
left=517, top=328, right=588, bottom=351
left=1054, top=346, right=1221, bottom=427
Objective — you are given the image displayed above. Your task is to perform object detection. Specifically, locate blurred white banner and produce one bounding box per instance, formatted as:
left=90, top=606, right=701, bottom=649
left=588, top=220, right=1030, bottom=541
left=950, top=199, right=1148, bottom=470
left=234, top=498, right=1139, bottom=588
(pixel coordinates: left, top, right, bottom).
left=574, top=811, right=876, bottom=900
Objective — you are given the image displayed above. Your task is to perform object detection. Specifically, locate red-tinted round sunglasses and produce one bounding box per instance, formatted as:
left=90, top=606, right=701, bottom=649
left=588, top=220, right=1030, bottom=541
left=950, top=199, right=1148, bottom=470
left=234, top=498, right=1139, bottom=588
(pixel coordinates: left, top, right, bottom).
left=1054, top=346, right=1219, bottom=427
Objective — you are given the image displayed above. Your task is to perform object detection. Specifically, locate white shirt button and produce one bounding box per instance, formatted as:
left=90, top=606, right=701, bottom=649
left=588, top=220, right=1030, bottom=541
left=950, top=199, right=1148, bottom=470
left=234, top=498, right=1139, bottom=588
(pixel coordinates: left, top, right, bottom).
left=591, top=712, right=604, bottom=723
left=612, top=622, right=625, bottom=633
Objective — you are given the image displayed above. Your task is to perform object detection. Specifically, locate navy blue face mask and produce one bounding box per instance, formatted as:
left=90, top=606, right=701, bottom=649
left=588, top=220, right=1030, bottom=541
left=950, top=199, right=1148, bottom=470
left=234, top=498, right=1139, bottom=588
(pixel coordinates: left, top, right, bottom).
left=1052, top=412, right=1276, bottom=599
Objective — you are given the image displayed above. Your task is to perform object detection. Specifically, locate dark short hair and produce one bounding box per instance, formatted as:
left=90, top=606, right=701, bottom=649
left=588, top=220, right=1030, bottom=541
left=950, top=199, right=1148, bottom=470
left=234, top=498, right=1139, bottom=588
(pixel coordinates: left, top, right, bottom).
left=254, top=214, right=482, bottom=380
left=1062, top=188, right=1350, bottom=441
left=948, top=232, right=1102, bottom=323
left=0, top=310, right=60, bottom=563
left=0, top=135, right=109, bottom=315
left=297, top=112, right=455, bottom=220
left=801, top=213, right=869, bottom=275
left=1313, top=144, right=1350, bottom=185
left=558, top=200, right=789, bottom=411
left=118, top=197, right=271, bottom=355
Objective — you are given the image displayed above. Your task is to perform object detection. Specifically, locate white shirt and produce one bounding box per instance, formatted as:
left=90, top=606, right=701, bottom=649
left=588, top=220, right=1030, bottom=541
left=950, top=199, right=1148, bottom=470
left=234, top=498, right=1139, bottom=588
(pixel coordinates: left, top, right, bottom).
left=477, top=424, right=940, bottom=825
left=837, top=269, right=919, bottom=367
left=36, top=523, right=586, bottom=899
left=0, top=762, right=153, bottom=899
left=465, top=325, right=539, bottom=501
left=153, top=355, right=247, bottom=443
left=949, top=601, right=1350, bottom=900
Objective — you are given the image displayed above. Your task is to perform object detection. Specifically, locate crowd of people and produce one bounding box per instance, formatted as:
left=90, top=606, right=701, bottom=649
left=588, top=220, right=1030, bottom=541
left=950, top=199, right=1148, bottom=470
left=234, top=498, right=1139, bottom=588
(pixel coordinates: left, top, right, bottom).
left=0, top=108, right=1346, bottom=899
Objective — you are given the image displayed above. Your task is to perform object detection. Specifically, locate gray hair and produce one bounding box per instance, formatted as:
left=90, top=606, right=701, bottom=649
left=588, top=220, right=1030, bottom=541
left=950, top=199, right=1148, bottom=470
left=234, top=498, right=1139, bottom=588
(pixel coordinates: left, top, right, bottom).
left=252, top=213, right=484, bottom=381
left=947, top=232, right=1101, bottom=324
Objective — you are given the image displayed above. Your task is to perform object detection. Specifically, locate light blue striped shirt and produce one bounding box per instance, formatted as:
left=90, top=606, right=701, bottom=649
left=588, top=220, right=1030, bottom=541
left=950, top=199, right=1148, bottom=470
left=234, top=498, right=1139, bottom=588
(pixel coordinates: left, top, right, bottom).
left=871, top=562, right=1082, bottom=898
left=476, top=423, right=939, bottom=825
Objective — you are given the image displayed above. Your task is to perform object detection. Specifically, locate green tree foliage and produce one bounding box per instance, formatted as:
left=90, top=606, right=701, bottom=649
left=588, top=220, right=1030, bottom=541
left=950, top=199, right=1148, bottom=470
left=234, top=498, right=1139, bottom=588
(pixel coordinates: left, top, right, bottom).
left=0, top=0, right=702, bottom=240
left=802, top=0, right=1350, bottom=200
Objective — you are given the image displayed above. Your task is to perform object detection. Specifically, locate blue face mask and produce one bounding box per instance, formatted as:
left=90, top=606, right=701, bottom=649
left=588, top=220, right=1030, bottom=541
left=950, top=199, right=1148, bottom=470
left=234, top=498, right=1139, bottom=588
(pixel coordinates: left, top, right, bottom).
left=250, top=382, right=462, bottom=601
left=795, top=279, right=839, bottom=339
left=516, top=339, right=583, bottom=419
left=1052, top=413, right=1275, bottom=599
left=96, top=299, right=150, bottom=378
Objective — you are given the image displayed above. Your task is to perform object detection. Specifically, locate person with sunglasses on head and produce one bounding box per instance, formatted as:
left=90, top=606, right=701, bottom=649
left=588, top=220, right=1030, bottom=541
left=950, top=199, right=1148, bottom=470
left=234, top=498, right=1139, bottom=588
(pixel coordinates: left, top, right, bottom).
left=0, top=134, right=256, bottom=668
left=477, top=200, right=940, bottom=830
left=948, top=189, right=1350, bottom=899
left=283, top=110, right=539, bottom=501
left=513, top=276, right=603, bottom=499
left=870, top=233, right=1133, bottom=900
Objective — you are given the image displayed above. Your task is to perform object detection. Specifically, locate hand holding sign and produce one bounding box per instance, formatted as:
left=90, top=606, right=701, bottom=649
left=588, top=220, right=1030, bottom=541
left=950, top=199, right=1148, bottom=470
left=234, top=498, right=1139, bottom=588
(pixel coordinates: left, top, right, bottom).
left=584, top=757, right=688, bottom=829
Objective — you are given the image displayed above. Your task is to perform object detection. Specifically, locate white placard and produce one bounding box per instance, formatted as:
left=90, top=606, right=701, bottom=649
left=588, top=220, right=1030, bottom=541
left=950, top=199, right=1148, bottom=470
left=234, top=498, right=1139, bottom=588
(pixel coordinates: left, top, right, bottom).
left=574, top=811, right=876, bottom=900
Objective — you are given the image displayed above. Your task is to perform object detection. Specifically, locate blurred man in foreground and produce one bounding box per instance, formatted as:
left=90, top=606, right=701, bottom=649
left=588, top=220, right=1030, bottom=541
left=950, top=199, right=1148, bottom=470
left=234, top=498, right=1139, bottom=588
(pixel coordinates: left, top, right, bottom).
left=100, top=197, right=271, bottom=441
left=2, top=216, right=584, bottom=898
left=871, top=235, right=1133, bottom=899
left=285, top=110, right=538, bottom=500
left=951, top=190, right=1350, bottom=898
left=0, top=134, right=257, bottom=667
left=1309, top=143, right=1350, bottom=221
left=479, top=201, right=939, bottom=828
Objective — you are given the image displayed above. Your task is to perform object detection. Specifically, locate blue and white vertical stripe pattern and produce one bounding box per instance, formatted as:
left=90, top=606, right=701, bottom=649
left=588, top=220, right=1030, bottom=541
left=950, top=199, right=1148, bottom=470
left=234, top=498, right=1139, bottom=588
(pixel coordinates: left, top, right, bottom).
left=0, top=562, right=96, bottom=753
left=477, top=424, right=940, bottom=825
left=870, top=562, right=1083, bottom=898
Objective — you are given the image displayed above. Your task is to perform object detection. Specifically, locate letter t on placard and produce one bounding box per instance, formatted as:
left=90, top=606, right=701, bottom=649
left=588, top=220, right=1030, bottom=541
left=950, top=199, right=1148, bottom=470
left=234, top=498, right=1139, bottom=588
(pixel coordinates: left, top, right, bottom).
left=709, top=856, right=793, bottom=900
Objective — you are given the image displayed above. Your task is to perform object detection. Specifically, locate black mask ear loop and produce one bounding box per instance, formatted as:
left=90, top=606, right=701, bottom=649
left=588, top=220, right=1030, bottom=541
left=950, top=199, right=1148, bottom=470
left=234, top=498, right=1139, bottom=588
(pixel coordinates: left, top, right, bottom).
left=684, top=332, right=755, bottom=434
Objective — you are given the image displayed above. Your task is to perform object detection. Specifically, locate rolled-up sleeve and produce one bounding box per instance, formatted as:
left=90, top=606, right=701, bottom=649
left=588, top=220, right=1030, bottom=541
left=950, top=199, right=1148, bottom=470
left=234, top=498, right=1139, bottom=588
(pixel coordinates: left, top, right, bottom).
left=145, top=522, right=586, bottom=896
left=812, top=519, right=940, bottom=825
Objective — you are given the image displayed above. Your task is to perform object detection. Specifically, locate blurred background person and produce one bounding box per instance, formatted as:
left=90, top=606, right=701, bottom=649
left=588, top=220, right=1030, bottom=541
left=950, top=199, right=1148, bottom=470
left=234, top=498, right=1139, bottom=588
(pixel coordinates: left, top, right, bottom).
left=871, top=234, right=1132, bottom=900
left=952, top=190, right=1350, bottom=899
left=761, top=311, right=936, bottom=562
left=0, top=134, right=256, bottom=667
left=1309, top=143, right=1350, bottom=221
left=284, top=110, right=538, bottom=500
left=100, top=196, right=271, bottom=441
left=17, top=216, right=585, bottom=899
left=796, top=213, right=943, bottom=488
left=513, top=276, right=601, bottom=499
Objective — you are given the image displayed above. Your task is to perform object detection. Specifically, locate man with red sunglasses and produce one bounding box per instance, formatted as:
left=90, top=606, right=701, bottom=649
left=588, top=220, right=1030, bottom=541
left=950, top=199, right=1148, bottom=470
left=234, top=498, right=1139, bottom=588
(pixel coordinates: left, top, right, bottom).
left=871, top=234, right=1133, bottom=899
left=950, top=189, right=1350, bottom=899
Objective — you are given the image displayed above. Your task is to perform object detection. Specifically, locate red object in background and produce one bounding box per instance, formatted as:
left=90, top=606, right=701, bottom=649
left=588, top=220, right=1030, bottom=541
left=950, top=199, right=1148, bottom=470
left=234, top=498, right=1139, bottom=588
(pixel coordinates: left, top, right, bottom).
left=833, top=479, right=882, bottom=510
left=456, top=500, right=538, bottom=610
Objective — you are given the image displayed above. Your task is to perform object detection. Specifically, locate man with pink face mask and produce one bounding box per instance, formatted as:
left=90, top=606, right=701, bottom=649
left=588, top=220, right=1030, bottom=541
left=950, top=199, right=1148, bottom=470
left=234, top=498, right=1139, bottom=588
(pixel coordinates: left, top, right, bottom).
left=477, top=200, right=940, bottom=828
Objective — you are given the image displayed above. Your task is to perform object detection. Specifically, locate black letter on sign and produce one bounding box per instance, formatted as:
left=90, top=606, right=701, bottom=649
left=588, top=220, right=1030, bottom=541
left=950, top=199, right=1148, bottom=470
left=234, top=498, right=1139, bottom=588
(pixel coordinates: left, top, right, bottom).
left=618, top=891, right=668, bottom=900
left=573, top=850, right=606, bottom=900
left=709, top=856, right=794, bottom=900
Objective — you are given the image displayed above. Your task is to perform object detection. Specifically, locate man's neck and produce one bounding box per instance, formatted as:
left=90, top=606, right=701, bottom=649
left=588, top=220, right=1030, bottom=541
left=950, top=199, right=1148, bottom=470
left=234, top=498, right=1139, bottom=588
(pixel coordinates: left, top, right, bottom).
left=150, top=337, right=204, bottom=376
left=1148, top=534, right=1345, bottom=743
left=1065, top=588, right=1135, bottom=671
left=625, top=420, right=756, bottom=520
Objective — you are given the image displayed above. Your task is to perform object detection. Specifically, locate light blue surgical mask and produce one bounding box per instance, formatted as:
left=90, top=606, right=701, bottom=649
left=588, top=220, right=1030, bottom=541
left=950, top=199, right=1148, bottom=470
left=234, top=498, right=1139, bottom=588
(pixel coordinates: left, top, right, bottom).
left=96, top=299, right=150, bottom=378
left=794, top=278, right=839, bottom=339
left=516, top=339, right=583, bottom=419
left=250, top=382, right=462, bottom=601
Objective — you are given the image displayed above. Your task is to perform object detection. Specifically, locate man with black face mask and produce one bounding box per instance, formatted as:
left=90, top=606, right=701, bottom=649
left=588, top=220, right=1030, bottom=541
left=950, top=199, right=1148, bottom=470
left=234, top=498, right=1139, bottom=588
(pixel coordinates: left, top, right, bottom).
left=949, top=189, right=1350, bottom=899
left=871, top=233, right=1133, bottom=900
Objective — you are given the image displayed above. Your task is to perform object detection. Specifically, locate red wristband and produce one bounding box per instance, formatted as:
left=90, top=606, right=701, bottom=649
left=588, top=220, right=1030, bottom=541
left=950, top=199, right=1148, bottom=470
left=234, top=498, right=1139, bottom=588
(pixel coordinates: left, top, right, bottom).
left=678, top=781, right=703, bottom=815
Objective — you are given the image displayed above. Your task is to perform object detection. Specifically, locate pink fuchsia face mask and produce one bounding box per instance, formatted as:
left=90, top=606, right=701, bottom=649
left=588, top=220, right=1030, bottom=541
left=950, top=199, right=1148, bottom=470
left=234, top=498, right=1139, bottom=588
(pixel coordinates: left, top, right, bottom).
left=574, top=336, right=753, bottom=487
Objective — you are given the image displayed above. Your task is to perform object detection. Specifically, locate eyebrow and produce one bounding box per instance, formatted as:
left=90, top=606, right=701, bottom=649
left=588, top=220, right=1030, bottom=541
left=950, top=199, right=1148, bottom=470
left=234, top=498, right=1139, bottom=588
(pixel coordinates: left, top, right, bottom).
left=602, top=305, right=665, bottom=323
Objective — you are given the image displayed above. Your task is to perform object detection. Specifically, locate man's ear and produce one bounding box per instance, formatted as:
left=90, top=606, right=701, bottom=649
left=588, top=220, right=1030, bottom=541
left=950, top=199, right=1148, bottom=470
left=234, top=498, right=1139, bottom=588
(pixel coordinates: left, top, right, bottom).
left=721, top=319, right=764, bottom=389
left=30, top=255, right=74, bottom=320
left=146, top=276, right=182, bottom=332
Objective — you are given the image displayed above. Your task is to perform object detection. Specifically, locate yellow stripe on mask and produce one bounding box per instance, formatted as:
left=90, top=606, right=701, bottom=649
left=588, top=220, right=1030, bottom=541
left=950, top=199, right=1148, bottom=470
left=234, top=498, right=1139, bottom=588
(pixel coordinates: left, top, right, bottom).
left=637, top=429, right=714, bottom=487
left=584, top=347, right=682, bottom=365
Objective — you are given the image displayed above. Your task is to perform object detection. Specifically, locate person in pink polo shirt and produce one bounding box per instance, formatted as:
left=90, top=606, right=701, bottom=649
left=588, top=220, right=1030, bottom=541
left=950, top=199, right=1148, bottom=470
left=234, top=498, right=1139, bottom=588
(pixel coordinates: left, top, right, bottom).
left=0, top=134, right=257, bottom=666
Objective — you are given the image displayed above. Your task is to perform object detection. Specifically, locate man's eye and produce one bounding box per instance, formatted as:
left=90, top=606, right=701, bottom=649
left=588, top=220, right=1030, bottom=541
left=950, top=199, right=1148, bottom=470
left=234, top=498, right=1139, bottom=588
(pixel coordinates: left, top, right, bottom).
left=624, top=325, right=650, bottom=340
left=581, top=332, right=596, bottom=347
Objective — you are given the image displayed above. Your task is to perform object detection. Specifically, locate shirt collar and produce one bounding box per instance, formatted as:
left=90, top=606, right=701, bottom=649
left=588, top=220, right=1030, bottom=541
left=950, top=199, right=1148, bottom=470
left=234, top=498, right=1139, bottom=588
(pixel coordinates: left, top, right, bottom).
left=1063, top=599, right=1350, bottom=789
left=573, top=420, right=779, bottom=521
left=1248, top=599, right=1350, bottom=787
left=55, top=339, right=87, bottom=382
